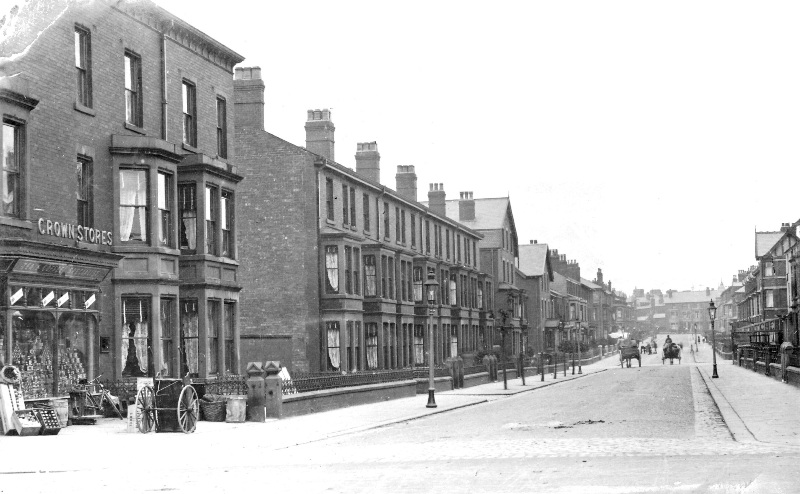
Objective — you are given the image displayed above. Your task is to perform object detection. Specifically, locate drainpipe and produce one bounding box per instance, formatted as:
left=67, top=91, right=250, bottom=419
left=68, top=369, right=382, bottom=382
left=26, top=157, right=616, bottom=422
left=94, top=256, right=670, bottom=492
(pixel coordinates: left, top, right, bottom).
left=160, top=34, right=168, bottom=141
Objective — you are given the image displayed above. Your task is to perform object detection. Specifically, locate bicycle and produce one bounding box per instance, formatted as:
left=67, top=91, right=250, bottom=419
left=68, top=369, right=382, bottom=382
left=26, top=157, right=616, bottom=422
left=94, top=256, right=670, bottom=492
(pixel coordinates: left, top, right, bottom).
left=72, top=376, right=124, bottom=420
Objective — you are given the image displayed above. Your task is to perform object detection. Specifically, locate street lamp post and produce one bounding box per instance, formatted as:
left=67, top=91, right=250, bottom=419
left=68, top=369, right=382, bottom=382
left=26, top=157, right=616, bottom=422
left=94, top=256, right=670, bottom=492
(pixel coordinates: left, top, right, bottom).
left=576, top=317, right=582, bottom=374
left=571, top=323, right=576, bottom=375
left=708, top=299, right=718, bottom=379
left=499, top=309, right=509, bottom=390
left=424, top=268, right=440, bottom=408
left=693, top=323, right=697, bottom=353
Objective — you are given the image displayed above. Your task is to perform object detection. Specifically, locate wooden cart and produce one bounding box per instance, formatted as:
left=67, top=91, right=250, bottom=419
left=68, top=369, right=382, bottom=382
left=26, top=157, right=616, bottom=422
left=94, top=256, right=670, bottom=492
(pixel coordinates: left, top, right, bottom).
left=662, top=342, right=682, bottom=365
left=618, top=339, right=641, bottom=368
left=135, top=378, right=199, bottom=433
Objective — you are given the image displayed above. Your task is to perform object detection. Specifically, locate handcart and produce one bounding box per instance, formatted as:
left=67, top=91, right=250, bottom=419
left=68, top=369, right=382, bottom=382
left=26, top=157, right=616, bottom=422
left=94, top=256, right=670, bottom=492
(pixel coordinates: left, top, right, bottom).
left=135, top=378, right=199, bottom=433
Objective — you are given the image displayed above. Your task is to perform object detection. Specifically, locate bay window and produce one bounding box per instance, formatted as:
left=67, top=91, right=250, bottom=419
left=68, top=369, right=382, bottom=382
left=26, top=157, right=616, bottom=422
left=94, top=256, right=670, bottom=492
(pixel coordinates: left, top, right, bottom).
left=119, top=169, right=148, bottom=242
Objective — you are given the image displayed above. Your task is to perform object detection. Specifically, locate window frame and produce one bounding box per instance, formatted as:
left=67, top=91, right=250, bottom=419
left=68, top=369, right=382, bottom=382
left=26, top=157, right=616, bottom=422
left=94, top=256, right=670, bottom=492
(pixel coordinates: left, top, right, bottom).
left=76, top=156, right=93, bottom=228
left=1, top=119, right=23, bottom=219
left=216, top=96, right=227, bottom=158
left=221, top=189, right=234, bottom=258
left=178, top=183, right=197, bottom=251
left=124, top=50, right=142, bottom=127
left=205, top=185, right=218, bottom=255
left=118, top=167, right=149, bottom=243
left=75, top=25, right=92, bottom=108
left=157, top=171, right=173, bottom=247
left=182, top=80, right=197, bottom=147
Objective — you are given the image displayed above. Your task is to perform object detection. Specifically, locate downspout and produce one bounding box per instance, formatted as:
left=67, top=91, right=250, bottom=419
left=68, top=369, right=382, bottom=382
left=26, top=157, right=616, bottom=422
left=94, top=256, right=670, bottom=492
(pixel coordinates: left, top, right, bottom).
left=160, top=33, right=168, bottom=141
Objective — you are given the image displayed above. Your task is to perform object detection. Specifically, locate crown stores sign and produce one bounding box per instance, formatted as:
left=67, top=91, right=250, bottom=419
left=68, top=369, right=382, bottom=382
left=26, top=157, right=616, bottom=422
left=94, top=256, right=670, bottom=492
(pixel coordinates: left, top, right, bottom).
left=37, top=218, right=112, bottom=246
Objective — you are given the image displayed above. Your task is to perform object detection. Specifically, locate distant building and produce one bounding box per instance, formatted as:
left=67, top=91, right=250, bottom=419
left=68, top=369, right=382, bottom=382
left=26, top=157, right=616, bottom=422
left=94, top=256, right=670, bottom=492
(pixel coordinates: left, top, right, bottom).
left=518, top=240, right=553, bottom=355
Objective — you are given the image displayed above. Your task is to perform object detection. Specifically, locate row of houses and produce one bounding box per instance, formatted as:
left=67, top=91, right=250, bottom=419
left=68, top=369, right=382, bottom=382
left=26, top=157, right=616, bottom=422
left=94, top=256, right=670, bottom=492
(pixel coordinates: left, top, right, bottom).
left=0, top=0, right=633, bottom=402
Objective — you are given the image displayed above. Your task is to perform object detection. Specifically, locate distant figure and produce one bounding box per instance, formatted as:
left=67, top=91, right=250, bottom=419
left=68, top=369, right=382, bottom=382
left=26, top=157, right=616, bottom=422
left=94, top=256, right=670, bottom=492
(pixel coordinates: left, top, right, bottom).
left=664, top=335, right=673, bottom=346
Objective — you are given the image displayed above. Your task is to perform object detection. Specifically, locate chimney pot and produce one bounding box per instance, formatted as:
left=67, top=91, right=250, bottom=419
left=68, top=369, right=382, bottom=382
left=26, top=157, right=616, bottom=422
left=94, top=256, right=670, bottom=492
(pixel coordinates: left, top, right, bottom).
left=428, top=183, right=447, bottom=216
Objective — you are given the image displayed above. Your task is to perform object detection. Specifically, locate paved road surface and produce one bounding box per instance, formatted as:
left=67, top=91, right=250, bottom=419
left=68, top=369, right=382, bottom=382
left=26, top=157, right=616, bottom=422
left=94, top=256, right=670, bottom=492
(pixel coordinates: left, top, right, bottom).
left=2, top=333, right=797, bottom=493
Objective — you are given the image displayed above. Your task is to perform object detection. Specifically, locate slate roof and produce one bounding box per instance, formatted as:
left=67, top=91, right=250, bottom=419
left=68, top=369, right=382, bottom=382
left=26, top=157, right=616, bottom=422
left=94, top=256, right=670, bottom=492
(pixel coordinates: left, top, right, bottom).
left=664, top=289, right=723, bottom=304
left=518, top=243, right=549, bottom=277
left=421, top=197, right=511, bottom=231
left=755, top=232, right=784, bottom=259
left=581, top=278, right=601, bottom=290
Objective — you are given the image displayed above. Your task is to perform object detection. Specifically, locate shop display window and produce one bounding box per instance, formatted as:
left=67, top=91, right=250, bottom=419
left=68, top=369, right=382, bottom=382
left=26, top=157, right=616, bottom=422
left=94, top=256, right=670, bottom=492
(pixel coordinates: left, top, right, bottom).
left=160, top=298, right=175, bottom=377
left=57, top=313, right=93, bottom=395
left=11, top=311, right=57, bottom=399
left=121, top=297, right=152, bottom=377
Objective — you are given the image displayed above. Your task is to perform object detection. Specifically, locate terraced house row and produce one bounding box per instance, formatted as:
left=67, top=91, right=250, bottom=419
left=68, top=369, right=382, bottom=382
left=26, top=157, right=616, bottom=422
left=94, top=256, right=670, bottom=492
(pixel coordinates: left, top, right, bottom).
left=1, top=0, right=628, bottom=404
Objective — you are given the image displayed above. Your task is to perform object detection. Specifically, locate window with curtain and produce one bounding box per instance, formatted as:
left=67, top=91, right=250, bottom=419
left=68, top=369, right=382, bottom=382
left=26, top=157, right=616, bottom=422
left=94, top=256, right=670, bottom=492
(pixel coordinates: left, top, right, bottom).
left=325, top=246, right=339, bottom=293
left=410, top=214, right=416, bottom=248
left=206, top=186, right=217, bottom=255
left=363, top=255, right=376, bottom=296
left=221, top=190, right=233, bottom=258
left=157, top=172, right=172, bottom=247
left=224, top=302, right=235, bottom=374
left=381, top=255, right=387, bottom=298
left=179, top=184, right=196, bottom=250
left=366, top=323, right=378, bottom=370
left=326, top=321, right=340, bottom=371
left=477, top=282, right=483, bottom=309
left=388, top=257, right=394, bottom=300
left=76, top=156, right=92, bottom=228
left=400, top=261, right=407, bottom=301
left=395, top=207, right=400, bottom=241
left=121, top=297, right=151, bottom=377
left=346, top=321, right=359, bottom=372
left=449, top=274, right=457, bottom=306
left=401, top=210, right=406, bottom=244
left=119, top=169, right=147, bottom=242
left=413, top=325, right=424, bottom=365
left=413, top=267, right=423, bottom=302
left=160, top=298, right=174, bottom=377
left=180, top=300, right=199, bottom=377
left=450, top=326, right=458, bottom=357
left=208, top=300, right=220, bottom=374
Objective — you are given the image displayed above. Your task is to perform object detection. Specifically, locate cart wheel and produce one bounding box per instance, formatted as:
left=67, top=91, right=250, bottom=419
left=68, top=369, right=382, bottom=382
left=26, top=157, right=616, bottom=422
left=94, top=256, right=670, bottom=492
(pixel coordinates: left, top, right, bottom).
left=136, top=386, right=156, bottom=433
left=178, top=385, right=199, bottom=433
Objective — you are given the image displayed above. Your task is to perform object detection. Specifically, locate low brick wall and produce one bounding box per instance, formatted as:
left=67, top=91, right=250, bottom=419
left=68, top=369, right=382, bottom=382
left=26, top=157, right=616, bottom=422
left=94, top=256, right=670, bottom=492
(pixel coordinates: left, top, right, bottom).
left=463, top=372, right=491, bottom=388
left=736, top=357, right=800, bottom=388
left=283, top=380, right=418, bottom=417
left=414, top=376, right=454, bottom=394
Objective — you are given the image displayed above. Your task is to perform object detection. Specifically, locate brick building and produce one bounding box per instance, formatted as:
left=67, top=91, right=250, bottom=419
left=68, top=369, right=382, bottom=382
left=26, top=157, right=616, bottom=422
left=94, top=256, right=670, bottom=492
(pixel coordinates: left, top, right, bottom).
left=233, top=68, right=493, bottom=373
left=429, top=195, right=527, bottom=356
left=0, top=0, right=245, bottom=400
left=517, top=240, right=553, bottom=354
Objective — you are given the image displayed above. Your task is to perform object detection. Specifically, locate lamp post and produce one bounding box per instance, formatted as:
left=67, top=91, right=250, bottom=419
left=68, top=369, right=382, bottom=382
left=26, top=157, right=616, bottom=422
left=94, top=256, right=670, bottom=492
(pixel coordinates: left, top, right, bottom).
left=576, top=317, right=582, bottom=374
left=499, top=309, right=509, bottom=390
left=693, top=323, right=697, bottom=352
left=571, top=322, right=576, bottom=375
left=424, top=268, right=440, bottom=408
left=554, top=321, right=563, bottom=379
left=708, top=299, right=718, bottom=378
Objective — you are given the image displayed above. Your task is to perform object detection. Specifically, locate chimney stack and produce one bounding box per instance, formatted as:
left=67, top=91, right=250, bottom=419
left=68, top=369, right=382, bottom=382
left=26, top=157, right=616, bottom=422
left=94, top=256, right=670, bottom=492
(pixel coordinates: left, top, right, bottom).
left=234, top=67, right=265, bottom=131
left=458, top=191, right=475, bottom=221
left=355, top=142, right=380, bottom=183
left=395, top=165, right=417, bottom=201
left=428, top=183, right=446, bottom=216
left=596, top=268, right=603, bottom=285
left=305, top=109, right=335, bottom=161
left=705, top=287, right=710, bottom=296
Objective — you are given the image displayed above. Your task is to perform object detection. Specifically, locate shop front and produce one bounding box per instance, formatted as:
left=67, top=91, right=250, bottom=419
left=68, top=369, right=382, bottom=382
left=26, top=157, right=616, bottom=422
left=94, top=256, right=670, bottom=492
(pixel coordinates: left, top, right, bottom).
left=0, top=246, right=120, bottom=401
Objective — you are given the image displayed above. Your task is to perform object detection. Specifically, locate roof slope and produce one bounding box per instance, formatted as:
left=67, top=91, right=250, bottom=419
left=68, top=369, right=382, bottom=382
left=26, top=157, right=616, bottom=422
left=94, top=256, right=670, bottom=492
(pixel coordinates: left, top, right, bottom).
left=422, top=197, right=511, bottom=231
left=755, top=232, right=784, bottom=259
left=518, top=243, right=549, bottom=277
left=664, top=290, right=723, bottom=304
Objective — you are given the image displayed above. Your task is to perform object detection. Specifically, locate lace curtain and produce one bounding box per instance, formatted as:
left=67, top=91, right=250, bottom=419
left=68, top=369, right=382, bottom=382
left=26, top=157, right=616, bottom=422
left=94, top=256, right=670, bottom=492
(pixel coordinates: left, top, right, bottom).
left=414, top=334, right=424, bottom=364
left=366, top=333, right=378, bottom=370
left=450, top=335, right=458, bottom=358
left=327, top=326, right=340, bottom=370
left=325, top=247, right=339, bottom=293
left=119, top=170, right=146, bottom=242
left=121, top=299, right=149, bottom=376
left=181, top=306, right=199, bottom=375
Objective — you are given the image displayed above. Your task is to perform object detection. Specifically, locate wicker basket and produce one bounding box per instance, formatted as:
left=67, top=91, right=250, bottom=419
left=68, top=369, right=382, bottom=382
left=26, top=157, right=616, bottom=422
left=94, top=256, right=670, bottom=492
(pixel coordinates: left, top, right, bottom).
left=200, top=399, right=226, bottom=422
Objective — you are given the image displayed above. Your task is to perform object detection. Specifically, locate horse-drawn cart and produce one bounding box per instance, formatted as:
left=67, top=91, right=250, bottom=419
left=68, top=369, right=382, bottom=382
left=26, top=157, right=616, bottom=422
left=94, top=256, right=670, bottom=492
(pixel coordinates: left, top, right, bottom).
left=662, top=342, right=682, bottom=365
left=618, top=339, right=641, bottom=368
left=135, top=378, right=199, bottom=433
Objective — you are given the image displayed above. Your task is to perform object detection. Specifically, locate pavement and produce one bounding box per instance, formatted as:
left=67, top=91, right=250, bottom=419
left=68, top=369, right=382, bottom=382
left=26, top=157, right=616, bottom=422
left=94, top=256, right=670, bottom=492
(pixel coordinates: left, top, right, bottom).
left=4, top=342, right=799, bottom=477
left=690, top=341, right=800, bottom=447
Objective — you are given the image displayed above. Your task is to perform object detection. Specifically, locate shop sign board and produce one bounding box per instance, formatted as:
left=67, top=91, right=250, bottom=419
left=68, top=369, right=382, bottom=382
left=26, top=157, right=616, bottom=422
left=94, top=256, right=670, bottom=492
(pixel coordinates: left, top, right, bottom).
left=9, top=289, right=23, bottom=305
left=57, top=292, right=69, bottom=307
left=85, top=294, right=96, bottom=309
left=37, top=218, right=112, bottom=246
left=41, top=290, right=54, bottom=307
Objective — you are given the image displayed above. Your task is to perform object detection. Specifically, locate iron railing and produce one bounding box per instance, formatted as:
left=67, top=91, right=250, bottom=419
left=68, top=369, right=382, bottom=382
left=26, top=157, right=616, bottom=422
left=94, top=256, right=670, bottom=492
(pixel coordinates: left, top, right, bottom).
left=282, top=369, right=416, bottom=395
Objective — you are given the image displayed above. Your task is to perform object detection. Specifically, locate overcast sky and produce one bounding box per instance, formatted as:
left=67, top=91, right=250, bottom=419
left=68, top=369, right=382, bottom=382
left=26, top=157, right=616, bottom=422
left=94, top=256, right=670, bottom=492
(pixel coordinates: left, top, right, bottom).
left=71, top=1, right=800, bottom=294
